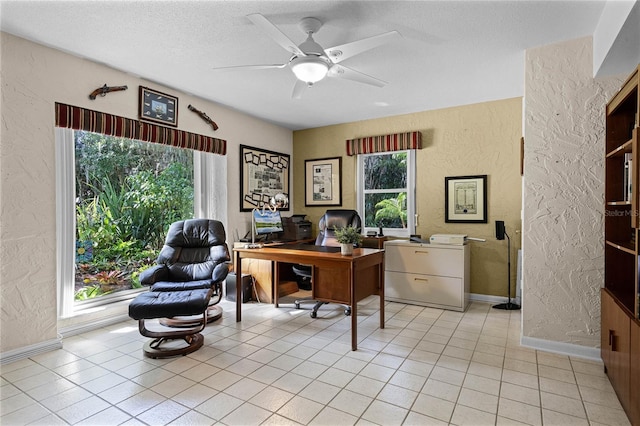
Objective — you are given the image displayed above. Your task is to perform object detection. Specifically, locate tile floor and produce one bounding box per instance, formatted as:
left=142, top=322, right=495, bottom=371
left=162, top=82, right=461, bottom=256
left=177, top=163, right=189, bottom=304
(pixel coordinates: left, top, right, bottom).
left=0, top=295, right=631, bottom=426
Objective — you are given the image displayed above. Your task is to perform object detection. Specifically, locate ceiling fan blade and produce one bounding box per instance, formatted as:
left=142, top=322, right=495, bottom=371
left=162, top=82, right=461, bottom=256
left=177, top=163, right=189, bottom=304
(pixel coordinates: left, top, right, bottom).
left=247, top=13, right=305, bottom=57
left=328, top=64, right=387, bottom=87
left=325, top=31, right=401, bottom=63
left=212, top=63, right=287, bottom=71
left=292, top=80, right=308, bottom=99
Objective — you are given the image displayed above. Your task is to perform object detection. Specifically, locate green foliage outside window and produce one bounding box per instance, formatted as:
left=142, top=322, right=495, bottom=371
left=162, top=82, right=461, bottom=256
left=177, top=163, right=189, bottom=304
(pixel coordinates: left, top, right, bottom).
left=74, top=131, right=194, bottom=300
left=363, top=152, right=408, bottom=228
left=375, top=192, right=407, bottom=228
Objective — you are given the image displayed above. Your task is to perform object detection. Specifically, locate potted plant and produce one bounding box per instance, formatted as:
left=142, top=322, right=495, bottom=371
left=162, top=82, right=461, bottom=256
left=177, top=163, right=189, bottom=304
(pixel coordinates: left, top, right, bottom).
left=335, top=225, right=363, bottom=255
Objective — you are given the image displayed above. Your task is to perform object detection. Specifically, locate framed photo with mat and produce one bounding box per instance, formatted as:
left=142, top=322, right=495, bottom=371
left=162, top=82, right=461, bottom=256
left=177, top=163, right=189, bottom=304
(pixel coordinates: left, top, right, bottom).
left=305, top=157, right=342, bottom=206
left=445, top=175, right=487, bottom=223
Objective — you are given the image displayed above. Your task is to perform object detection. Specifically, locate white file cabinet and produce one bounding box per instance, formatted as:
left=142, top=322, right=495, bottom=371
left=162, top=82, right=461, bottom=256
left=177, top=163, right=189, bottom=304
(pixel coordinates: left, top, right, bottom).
left=384, top=240, right=470, bottom=311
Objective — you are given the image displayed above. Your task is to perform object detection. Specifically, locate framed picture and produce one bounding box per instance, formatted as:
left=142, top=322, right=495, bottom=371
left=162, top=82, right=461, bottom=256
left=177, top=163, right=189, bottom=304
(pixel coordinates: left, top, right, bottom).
left=305, top=157, right=342, bottom=206
left=139, top=86, right=178, bottom=127
left=240, top=145, right=290, bottom=212
left=445, top=175, right=487, bottom=223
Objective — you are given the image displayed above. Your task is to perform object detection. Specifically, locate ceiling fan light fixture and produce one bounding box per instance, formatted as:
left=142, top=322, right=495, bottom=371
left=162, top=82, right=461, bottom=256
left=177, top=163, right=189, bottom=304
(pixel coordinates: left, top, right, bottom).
left=290, top=56, right=329, bottom=84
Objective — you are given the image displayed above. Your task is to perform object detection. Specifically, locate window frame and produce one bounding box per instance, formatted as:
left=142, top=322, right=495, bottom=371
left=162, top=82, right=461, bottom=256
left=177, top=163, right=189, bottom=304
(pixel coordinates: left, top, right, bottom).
left=55, top=128, right=226, bottom=318
left=356, top=150, right=416, bottom=238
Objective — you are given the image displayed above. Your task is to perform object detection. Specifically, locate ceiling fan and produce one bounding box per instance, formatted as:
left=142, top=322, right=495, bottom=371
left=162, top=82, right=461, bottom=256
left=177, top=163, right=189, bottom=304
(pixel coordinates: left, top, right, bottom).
left=216, top=13, right=402, bottom=98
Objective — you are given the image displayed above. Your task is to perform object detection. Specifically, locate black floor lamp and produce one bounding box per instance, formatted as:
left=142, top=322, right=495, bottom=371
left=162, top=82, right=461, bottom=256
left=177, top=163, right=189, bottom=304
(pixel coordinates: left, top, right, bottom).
left=493, top=220, right=521, bottom=310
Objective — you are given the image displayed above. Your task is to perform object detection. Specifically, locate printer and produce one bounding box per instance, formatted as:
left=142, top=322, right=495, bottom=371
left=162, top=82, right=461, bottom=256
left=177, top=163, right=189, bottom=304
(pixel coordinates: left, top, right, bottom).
left=282, top=214, right=312, bottom=240
left=428, top=234, right=486, bottom=245
left=429, top=234, right=468, bottom=245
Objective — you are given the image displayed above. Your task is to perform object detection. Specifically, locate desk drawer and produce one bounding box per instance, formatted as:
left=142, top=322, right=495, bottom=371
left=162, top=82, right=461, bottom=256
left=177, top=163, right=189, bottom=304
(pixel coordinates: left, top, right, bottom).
left=385, top=271, right=463, bottom=309
left=385, top=244, right=463, bottom=277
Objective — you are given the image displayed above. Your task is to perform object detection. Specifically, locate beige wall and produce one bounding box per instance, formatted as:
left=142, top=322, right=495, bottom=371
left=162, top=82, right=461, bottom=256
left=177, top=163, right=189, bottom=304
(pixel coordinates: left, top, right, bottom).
left=293, top=98, right=523, bottom=297
left=0, top=32, right=292, bottom=354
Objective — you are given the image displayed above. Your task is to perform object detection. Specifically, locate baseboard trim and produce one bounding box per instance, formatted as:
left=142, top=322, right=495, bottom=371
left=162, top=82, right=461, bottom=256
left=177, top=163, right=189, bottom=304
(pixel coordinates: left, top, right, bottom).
left=521, top=335, right=602, bottom=362
left=468, top=295, right=600, bottom=361
left=1, top=314, right=132, bottom=365
left=58, top=313, right=131, bottom=338
left=0, top=338, right=63, bottom=365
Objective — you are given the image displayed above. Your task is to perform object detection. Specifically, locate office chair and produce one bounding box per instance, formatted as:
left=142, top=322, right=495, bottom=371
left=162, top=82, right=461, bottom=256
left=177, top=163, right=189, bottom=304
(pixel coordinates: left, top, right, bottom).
left=293, top=209, right=361, bottom=318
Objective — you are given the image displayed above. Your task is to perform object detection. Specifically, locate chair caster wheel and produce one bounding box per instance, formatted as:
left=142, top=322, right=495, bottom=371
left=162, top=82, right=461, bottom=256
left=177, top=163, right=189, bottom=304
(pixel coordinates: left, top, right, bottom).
left=310, top=312, right=317, bottom=318
left=345, top=308, right=351, bottom=316
left=295, top=303, right=300, bottom=309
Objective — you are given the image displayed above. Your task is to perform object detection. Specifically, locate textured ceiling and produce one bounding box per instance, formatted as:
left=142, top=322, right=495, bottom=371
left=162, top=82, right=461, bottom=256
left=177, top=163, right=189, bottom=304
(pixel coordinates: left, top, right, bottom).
left=0, top=0, right=626, bottom=130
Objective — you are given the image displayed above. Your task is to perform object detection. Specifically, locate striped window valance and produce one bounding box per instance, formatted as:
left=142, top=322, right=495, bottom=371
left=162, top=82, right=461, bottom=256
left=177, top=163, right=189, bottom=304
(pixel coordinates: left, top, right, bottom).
left=55, top=102, right=226, bottom=155
left=345, top=131, right=422, bottom=156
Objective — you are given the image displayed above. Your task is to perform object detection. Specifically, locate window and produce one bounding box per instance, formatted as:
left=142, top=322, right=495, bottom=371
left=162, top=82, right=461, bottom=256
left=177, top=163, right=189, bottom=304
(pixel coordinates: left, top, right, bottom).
left=56, top=128, right=226, bottom=317
left=357, top=150, right=415, bottom=237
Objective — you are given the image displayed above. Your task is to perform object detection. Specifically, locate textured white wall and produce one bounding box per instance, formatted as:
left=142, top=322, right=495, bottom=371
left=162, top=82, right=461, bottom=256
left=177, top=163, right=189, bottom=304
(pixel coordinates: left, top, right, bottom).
left=523, top=36, right=625, bottom=348
left=0, top=32, right=291, bottom=353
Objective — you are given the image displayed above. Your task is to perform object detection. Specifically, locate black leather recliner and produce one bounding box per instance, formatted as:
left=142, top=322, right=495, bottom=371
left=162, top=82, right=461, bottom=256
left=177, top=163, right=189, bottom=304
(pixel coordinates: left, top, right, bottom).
left=140, top=219, right=230, bottom=323
left=129, top=219, right=230, bottom=358
left=293, top=209, right=362, bottom=318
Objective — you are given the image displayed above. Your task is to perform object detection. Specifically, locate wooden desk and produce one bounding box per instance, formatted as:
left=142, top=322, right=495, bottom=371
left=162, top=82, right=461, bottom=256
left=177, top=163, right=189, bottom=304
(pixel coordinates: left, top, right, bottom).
left=232, top=239, right=314, bottom=302
left=234, top=245, right=385, bottom=350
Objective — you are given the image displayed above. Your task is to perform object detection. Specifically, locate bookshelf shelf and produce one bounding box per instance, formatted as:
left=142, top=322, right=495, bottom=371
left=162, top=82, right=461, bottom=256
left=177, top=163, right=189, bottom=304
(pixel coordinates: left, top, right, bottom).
left=606, top=139, right=633, bottom=158
left=605, top=240, right=636, bottom=255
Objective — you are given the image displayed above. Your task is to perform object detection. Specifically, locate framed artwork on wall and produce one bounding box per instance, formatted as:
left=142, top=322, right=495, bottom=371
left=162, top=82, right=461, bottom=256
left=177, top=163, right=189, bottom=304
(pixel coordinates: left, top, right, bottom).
left=240, top=145, right=290, bottom=212
left=139, top=86, right=178, bottom=127
left=445, top=175, right=487, bottom=223
left=305, top=157, right=342, bottom=206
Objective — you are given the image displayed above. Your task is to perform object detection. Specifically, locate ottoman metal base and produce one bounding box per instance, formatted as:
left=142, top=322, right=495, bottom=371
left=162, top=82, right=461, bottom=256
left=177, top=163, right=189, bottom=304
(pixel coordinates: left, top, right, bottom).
left=159, top=305, right=223, bottom=327
left=142, top=333, right=204, bottom=359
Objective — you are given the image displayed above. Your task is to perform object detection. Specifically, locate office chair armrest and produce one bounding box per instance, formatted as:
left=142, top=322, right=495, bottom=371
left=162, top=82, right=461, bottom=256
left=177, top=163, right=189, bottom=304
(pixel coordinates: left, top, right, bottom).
left=140, top=264, right=169, bottom=285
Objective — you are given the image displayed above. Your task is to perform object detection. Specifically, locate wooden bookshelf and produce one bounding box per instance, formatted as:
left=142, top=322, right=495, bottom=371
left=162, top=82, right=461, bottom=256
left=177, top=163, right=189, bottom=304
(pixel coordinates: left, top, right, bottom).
left=603, top=64, right=640, bottom=426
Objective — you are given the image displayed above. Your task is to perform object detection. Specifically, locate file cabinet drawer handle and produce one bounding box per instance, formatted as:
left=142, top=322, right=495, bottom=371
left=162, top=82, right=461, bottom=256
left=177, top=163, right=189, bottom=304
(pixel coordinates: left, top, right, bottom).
left=413, top=277, right=429, bottom=282
left=414, top=250, right=429, bottom=254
